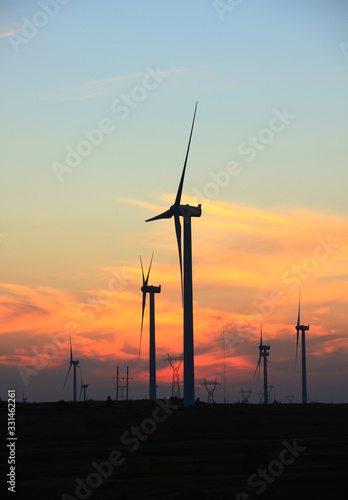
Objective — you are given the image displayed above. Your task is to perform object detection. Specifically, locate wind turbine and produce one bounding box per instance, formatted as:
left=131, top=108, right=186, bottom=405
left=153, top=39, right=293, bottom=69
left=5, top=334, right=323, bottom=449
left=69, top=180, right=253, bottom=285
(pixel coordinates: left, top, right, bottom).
left=295, top=292, right=309, bottom=404
left=145, top=103, right=201, bottom=406
left=254, top=322, right=270, bottom=404
left=139, top=253, right=161, bottom=400
left=63, top=333, right=79, bottom=402
left=79, top=368, right=89, bottom=402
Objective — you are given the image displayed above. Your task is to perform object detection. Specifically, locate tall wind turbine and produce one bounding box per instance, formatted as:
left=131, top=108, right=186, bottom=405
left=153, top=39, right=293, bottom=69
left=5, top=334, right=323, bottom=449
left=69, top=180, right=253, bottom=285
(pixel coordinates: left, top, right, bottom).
left=295, top=292, right=309, bottom=404
left=139, top=253, right=161, bottom=400
left=79, top=368, right=89, bottom=402
left=146, top=103, right=201, bottom=406
left=254, top=322, right=270, bottom=404
left=63, top=333, right=79, bottom=402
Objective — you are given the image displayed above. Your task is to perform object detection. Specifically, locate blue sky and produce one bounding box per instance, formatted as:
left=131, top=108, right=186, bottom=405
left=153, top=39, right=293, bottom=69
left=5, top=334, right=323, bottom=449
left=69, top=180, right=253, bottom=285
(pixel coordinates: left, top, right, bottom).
left=0, top=1, right=347, bottom=402
left=1, top=0, right=347, bottom=216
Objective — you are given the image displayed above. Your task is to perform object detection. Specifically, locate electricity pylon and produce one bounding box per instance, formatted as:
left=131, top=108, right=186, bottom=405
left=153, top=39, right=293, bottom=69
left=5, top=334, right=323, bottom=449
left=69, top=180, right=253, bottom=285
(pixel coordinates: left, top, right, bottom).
left=201, top=377, right=220, bottom=403
left=165, top=353, right=183, bottom=398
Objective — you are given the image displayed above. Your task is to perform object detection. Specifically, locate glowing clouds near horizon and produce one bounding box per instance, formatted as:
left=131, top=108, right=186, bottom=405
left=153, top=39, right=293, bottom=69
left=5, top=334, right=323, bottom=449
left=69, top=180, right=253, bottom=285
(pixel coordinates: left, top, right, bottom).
left=0, top=200, right=347, bottom=396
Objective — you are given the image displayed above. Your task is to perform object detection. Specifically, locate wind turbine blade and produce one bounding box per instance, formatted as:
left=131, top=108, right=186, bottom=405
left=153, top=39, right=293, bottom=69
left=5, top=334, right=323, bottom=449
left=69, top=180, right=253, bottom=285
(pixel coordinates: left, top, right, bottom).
left=139, top=291, right=147, bottom=360
left=146, top=209, right=172, bottom=222
left=79, top=385, right=83, bottom=401
left=63, top=364, right=72, bottom=388
left=174, top=213, right=183, bottom=301
left=70, top=333, right=73, bottom=362
left=260, top=321, right=263, bottom=346
left=297, top=289, right=301, bottom=327
left=174, top=102, right=198, bottom=206
left=295, top=289, right=301, bottom=367
left=145, top=252, right=154, bottom=286
left=140, top=255, right=145, bottom=286
left=253, top=356, right=261, bottom=378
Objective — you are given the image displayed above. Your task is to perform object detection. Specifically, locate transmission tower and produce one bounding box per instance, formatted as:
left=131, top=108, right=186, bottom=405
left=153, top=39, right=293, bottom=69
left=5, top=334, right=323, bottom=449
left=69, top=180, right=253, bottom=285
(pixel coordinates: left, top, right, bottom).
left=286, top=393, right=295, bottom=403
left=240, top=387, right=253, bottom=404
left=257, top=392, right=264, bottom=404
left=113, top=366, right=133, bottom=401
left=164, top=353, right=183, bottom=398
left=201, top=377, right=220, bottom=403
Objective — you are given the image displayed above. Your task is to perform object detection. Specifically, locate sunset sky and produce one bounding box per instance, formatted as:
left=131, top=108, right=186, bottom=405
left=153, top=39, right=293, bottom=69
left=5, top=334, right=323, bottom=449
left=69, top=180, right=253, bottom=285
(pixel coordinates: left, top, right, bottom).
left=1, top=0, right=347, bottom=403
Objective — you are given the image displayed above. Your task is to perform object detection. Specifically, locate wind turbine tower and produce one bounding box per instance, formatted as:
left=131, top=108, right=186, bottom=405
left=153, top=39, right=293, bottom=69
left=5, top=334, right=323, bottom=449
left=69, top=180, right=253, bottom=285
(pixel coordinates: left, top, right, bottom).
left=254, top=323, right=270, bottom=404
left=222, top=325, right=226, bottom=404
left=165, top=353, right=183, bottom=398
left=201, top=377, right=220, bottom=403
left=139, top=254, right=161, bottom=400
left=146, top=103, right=201, bottom=406
left=63, top=333, right=79, bottom=402
left=79, top=368, right=89, bottom=402
left=295, top=293, right=309, bottom=404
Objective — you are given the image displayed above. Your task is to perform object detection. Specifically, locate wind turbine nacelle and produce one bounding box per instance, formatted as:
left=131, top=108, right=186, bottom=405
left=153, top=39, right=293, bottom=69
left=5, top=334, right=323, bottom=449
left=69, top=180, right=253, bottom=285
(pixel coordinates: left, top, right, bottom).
left=142, top=285, right=161, bottom=293
left=296, top=325, right=309, bottom=331
left=177, top=204, right=202, bottom=218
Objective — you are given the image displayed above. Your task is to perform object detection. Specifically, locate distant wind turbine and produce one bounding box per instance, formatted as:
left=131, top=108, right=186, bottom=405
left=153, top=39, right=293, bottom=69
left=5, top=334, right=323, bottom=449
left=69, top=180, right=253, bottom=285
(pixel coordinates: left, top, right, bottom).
left=79, top=368, right=89, bottom=402
left=139, top=253, right=161, bottom=400
left=254, top=322, right=270, bottom=404
left=145, top=103, right=201, bottom=406
left=63, top=333, right=79, bottom=402
left=295, top=292, right=309, bottom=404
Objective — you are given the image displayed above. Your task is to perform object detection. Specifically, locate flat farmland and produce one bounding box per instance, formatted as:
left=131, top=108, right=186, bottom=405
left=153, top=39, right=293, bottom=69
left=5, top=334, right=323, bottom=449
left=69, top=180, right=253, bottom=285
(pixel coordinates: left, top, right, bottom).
left=1, top=401, right=348, bottom=499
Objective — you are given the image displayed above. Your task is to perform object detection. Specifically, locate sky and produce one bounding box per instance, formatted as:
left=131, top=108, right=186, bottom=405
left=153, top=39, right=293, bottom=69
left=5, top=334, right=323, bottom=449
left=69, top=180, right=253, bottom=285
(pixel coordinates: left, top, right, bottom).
left=0, top=0, right=347, bottom=403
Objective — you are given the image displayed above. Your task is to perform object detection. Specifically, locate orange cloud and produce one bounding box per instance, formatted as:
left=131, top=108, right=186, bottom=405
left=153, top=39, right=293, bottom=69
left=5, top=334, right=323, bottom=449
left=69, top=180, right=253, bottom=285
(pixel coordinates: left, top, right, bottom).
left=1, top=199, right=347, bottom=401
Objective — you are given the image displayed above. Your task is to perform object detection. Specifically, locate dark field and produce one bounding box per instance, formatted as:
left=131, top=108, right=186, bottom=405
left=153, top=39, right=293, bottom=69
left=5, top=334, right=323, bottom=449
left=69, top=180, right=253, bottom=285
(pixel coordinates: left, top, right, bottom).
left=2, top=400, right=348, bottom=499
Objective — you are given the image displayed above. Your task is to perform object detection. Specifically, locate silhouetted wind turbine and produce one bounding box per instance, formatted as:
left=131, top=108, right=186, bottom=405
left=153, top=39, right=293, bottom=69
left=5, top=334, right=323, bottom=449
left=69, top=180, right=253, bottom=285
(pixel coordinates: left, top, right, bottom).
left=79, top=368, right=89, bottom=402
left=146, top=103, right=201, bottom=406
left=63, top=333, right=79, bottom=402
left=254, top=322, right=270, bottom=404
left=139, top=253, right=161, bottom=400
left=295, top=292, right=309, bottom=404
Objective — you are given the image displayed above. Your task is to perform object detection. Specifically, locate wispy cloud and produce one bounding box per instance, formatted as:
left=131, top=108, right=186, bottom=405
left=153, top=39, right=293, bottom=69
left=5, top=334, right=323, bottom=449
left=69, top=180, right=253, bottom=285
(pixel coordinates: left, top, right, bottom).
left=117, top=197, right=165, bottom=213
left=0, top=29, right=19, bottom=38
left=42, top=64, right=220, bottom=101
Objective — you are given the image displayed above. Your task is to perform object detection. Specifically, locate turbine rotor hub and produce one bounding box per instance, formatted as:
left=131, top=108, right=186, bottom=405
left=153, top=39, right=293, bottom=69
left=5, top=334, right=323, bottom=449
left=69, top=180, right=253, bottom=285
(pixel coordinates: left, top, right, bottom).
left=176, top=203, right=202, bottom=218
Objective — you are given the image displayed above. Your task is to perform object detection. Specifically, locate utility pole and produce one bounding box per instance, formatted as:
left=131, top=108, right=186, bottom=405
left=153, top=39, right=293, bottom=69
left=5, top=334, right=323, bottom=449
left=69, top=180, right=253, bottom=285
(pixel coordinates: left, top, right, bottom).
left=113, top=366, right=133, bottom=401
